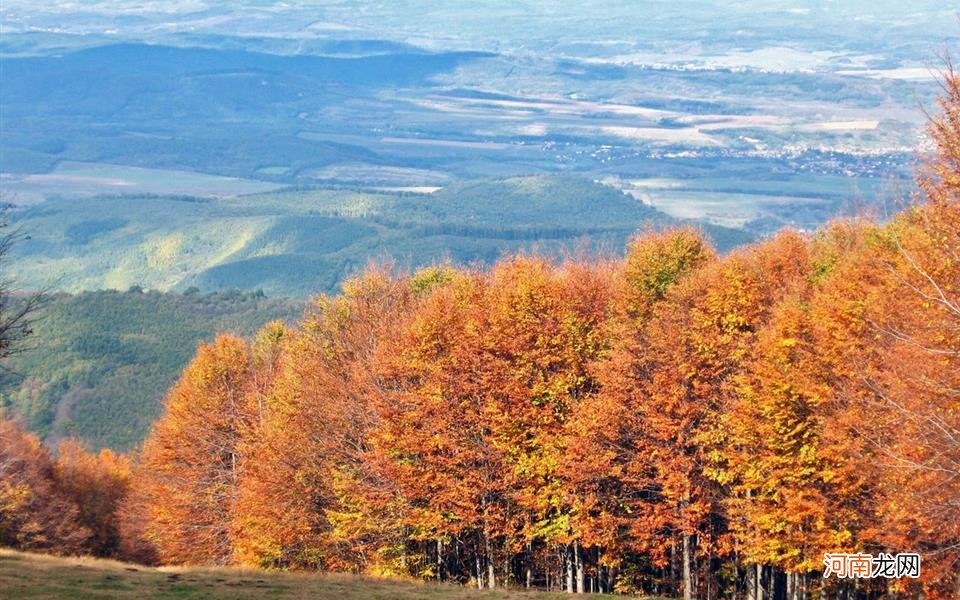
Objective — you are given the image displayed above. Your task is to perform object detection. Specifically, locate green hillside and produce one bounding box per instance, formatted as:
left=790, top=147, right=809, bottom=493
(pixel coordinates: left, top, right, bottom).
left=0, top=289, right=302, bottom=451
left=10, top=175, right=753, bottom=298
left=0, top=549, right=589, bottom=600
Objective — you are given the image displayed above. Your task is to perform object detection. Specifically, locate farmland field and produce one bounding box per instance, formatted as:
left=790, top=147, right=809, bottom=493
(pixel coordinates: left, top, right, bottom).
left=1, top=162, right=281, bottom=204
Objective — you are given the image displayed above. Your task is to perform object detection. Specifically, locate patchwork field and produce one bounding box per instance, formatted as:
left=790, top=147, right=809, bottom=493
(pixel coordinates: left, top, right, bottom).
left=1, top=162, right=282, bottom=204
left=614, top=173, right=906, bottom=230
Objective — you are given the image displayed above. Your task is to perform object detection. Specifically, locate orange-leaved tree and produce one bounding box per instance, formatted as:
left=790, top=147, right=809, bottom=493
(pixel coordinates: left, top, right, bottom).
left=0, top=418, right=90, bottom=553
left=626, top=230, right=812, bottom=600
left=125, top=334, right=255, bottom=565
left=232, top=267, right=418, bottom=572
left=55, top=440, right=131, bottom=557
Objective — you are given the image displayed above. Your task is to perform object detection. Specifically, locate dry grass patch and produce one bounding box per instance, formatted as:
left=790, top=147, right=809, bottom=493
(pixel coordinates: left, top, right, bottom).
left=0, top=548, right=595, bottom=599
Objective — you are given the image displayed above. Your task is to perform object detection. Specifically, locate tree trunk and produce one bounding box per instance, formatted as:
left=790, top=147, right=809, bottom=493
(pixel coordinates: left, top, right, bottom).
left=525, top=541, right=532, bottom=589
left=436, top=538, right=443, bottom=581
left=574, top=540, right=584, bottom=593
left=756, top=564, right=764, bottom=600
left=485, top=534, right=496, bottom=589
left=597, top=549, right=606, bottom=594
left=683, top=534, right=693, bottom=600
left=476, top=552, right=483, bottom=590
left=566, top=545, right=574, bottom=593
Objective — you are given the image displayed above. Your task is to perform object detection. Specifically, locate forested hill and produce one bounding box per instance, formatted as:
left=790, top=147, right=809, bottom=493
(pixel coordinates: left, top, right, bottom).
left=8, top=175, right=753, bottom=297
left=0, top=289, right=302, bottom=451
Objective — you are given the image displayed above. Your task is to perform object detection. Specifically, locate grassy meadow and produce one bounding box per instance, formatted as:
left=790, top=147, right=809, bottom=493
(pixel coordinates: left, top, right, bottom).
left=0, top=549, right=602, bottom=600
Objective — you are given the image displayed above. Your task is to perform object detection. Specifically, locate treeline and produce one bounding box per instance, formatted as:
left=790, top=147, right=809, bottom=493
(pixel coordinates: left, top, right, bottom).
left=2, top=75, right=959, bottom=600
left=0, top=420, right=129, bottom=557
left=118, top=204, right=957, bottom=598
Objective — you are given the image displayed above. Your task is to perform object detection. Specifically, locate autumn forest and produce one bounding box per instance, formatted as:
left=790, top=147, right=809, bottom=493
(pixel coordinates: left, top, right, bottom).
left=2, top=74, right=960, bottom=599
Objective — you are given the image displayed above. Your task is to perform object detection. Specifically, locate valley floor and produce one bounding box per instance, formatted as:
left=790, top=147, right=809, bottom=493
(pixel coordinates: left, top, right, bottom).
left=0, top=548, right=605, bottom=600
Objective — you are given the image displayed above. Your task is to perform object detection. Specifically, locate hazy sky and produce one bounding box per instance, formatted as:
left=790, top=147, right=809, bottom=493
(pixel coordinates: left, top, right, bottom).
left=1, top=1, right=957, bottom=85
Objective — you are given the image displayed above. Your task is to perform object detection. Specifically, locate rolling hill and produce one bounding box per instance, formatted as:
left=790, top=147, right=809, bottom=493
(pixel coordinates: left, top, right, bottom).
left=9, top=175, right=753, bottom=298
